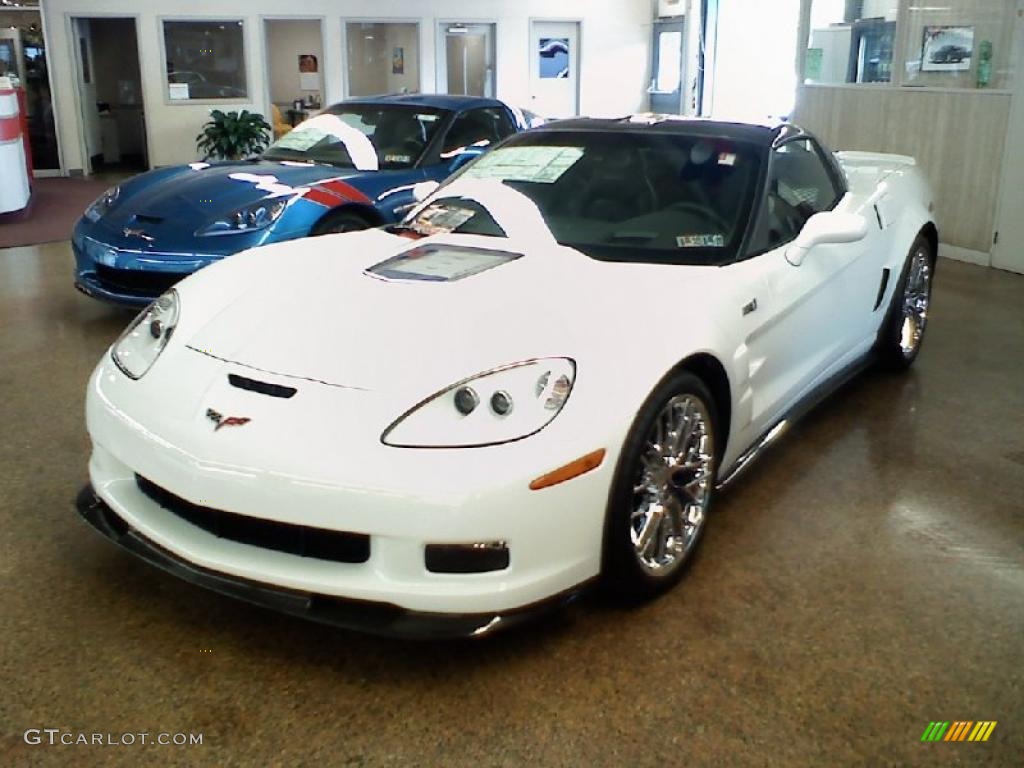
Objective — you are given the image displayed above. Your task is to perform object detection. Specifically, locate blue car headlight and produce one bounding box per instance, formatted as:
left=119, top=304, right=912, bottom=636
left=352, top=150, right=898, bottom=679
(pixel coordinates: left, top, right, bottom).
left=195, top=198, right=290, bottom=236
left=84, top=186, right=120, bottom=222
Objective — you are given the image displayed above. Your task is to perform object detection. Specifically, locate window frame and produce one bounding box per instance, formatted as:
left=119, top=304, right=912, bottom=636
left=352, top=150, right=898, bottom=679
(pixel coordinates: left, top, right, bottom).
left=342, top=19, right=423, bottom=99
left=158, top=17, right=251, bottom=106
left=307, top=102, right=455, bottom=170
left=742, top=132, right=847, bottom=260
left=437, top=106, right=518, bottom=157
left=799, top=0, right=1018, bottom=95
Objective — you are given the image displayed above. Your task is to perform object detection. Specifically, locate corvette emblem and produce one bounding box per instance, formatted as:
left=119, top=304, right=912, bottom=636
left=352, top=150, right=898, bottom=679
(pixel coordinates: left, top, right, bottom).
left=123, top=227, right=154, bottom=242
left=206, top=408, right=251, bottom=431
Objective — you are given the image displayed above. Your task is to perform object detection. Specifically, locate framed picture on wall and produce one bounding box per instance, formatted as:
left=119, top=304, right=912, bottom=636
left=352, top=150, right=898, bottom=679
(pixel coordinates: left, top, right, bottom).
left=392, top=47, right=404, bottom=75
left=920, top=25, right=974, bottom=72
left=539, top=38, right=570, bottom=79
left=299, top=54, right=318, bottom=91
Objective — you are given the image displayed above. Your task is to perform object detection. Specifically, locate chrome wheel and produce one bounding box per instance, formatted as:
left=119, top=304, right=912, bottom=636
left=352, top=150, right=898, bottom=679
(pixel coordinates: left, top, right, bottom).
left=900, top=248, right=932, bottom=358
left=630, top=394, right=715, bottom=576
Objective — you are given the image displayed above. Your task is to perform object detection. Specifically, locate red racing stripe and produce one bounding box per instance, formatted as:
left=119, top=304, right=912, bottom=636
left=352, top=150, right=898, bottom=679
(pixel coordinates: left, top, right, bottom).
left=320, top=179, right=371, bottom=203
left=303, top=188, right=341, bottom=208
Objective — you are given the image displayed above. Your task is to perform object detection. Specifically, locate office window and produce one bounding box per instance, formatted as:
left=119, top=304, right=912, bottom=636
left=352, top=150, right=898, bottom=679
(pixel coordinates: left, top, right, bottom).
left=346, top=23, right=420, bottom=97
left=805, top=1, right=898, bottom=84
left=900, top=0, right=1017, bottom=90
left=163, top=20, right=247, bottom=101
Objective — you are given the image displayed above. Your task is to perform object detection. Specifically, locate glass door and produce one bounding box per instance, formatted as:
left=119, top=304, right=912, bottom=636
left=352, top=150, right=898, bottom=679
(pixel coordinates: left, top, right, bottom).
left=649, top=20, right=685, bottom=115
left=437, top=23, right=495, bottom=98
left=0, top=6, right=60, bottom=172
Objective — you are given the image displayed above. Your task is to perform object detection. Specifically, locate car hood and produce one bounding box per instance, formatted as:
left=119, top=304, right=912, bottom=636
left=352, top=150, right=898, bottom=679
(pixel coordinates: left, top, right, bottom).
left=180, top=229, right=628, bottom=397
left=104, top=160, right=369, bottom=228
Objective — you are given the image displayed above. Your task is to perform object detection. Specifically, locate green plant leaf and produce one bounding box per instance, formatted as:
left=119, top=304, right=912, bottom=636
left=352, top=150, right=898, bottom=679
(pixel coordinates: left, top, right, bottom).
left=194, top=109, right=271, bottom=160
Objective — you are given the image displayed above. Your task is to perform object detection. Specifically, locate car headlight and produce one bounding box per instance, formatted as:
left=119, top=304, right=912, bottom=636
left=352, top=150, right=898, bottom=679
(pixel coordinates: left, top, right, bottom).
left=84, top=186, right=120, bottom=222
left=195, top=198, right=289, bottom=236
left=111, top=290, right=180, bottom=380
left=382, top=358, right=575, bottom=448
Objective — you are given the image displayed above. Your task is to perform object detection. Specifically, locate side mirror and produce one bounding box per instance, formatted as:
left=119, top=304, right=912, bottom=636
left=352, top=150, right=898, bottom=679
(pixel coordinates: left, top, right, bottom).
left=412, top=180, right=440, bottom=203
left=785, top=211, right=868, bottom=266
left=447, top=145, right=487, bottom=173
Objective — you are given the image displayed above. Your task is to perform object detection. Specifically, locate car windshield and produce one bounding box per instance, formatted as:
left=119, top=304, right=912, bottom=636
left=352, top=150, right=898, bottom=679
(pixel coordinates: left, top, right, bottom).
left=411, top=129, right=763, bottom=265
left=262, top=105, right=450, bottom=170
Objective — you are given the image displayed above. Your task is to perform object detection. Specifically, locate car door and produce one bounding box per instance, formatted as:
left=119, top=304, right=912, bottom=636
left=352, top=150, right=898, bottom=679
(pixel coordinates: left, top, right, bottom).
left=727, top=136, right=857, bottom=438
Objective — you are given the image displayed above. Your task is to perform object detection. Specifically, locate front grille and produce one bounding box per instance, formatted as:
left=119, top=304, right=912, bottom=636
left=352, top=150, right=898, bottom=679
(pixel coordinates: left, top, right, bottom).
left=136, top=475, right=370, bottom=563
left=94, top=265, right=189, bottom=298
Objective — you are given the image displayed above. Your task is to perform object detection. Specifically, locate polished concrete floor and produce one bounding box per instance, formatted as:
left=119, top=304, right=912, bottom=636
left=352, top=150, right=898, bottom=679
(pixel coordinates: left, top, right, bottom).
left=1, top=242, right=1022, bottom=767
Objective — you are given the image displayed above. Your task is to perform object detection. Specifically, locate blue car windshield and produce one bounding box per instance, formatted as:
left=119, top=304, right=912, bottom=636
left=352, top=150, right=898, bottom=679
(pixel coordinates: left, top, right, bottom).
left=262, top=105, right=450, bottom=170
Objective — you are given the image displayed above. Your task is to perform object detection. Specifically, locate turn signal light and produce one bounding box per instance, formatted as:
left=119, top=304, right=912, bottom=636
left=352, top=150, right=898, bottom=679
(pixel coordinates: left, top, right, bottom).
left=529, top=449, right=606, bottom=491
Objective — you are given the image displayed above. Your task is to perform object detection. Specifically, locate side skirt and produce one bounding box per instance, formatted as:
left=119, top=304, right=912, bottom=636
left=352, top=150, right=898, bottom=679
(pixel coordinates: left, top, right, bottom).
left=715, top=352, right=874, bottom=491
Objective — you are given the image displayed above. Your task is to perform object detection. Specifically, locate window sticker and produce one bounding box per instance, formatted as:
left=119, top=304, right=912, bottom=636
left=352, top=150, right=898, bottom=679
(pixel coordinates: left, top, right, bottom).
left=410, top=204, right=476, bottom=236
left=677, top=234, right=725, bottom=248
left=274, top=127, right=329, bottom=152
left=271, top=114, right=379, bottom=170
left=368, top=245, right=521, bottom=282
left=465, top=146, right=584, bottom=184
left=718, top=152, right=737, bottom=166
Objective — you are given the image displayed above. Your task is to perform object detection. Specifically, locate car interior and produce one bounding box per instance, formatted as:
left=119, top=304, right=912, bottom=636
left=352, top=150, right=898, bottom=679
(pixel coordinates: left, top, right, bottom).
left=425, top=133, right=763, bottom=264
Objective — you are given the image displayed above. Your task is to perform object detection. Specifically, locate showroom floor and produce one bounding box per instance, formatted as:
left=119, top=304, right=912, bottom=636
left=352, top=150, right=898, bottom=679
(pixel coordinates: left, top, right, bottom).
left=1, top=242, right=1022, bottom=766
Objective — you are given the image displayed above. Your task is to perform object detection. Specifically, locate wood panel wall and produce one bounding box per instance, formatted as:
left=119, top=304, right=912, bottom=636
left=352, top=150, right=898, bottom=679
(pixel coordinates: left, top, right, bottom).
left=794, top=85, right=1011, bottom=254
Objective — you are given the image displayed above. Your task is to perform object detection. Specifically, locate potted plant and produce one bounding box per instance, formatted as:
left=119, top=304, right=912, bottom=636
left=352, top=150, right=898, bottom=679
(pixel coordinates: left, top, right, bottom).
left=195, top=109, right=272, bottom=161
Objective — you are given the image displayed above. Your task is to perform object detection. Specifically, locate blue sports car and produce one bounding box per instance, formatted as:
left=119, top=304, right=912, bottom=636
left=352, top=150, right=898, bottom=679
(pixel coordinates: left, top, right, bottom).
left=73, top=94, right=528, bottom=306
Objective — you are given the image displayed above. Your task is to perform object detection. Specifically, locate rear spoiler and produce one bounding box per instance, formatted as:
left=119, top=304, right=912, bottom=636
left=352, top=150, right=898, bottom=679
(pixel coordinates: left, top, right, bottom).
left=834, top=150, right=917, bottom=167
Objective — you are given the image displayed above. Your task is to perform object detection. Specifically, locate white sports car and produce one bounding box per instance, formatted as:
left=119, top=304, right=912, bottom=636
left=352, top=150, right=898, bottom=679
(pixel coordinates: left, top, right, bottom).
left=78, top=116, right=937, bottom=637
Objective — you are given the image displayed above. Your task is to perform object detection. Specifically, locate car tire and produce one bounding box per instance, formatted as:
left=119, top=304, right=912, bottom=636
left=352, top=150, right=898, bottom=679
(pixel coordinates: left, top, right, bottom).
left=602, top=370, right=719, bottom=601
left=875, top=234, right=935, bottom=371
left=311, top=209, right=374, bottom=236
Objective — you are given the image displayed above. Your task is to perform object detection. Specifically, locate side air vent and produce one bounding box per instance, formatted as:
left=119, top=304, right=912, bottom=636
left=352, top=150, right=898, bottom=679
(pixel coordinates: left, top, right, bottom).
left=874, top=268, right=891, bottom=311
left=228, top=373, right=297, bottom=399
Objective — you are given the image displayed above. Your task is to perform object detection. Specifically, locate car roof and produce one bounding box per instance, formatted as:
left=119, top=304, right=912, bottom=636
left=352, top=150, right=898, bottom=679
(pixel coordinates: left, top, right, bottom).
left=333, top=93, right=506, bottom=112
left=533, top=114, right=796, bottom=147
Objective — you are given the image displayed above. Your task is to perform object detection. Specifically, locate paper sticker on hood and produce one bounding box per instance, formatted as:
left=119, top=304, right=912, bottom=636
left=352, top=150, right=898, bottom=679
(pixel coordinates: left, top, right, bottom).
left=367, top=244, right=521, bottom=283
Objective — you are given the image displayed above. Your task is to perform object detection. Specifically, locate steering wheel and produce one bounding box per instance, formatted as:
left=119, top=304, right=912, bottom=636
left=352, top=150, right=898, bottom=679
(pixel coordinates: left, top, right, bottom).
left=669, top=201, right=731, bottom=234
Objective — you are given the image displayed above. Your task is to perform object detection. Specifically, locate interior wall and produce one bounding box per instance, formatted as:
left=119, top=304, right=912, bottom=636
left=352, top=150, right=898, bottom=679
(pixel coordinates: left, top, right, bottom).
left=265, top=19, right=323, bottom=106
left=796, top=0, right=1022, bottom=257
left=712, top=0, right=801, bottom=118
left=794, top=87, right=1011, bottom=254
left=42, top=0, right=653, bottom=172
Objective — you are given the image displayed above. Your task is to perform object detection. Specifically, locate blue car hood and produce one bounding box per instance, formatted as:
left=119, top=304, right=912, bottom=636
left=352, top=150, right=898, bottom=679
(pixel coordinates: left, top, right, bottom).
left=103, top=160, right=366, bottom=229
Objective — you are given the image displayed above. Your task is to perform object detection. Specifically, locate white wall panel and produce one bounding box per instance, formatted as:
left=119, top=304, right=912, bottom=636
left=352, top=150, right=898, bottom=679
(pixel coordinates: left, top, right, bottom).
left=43, top=0, right=654, bottom=171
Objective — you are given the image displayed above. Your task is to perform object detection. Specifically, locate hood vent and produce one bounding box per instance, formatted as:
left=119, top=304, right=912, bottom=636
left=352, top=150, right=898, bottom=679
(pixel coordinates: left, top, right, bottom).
left=228, top=373, right=297, bottom=399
